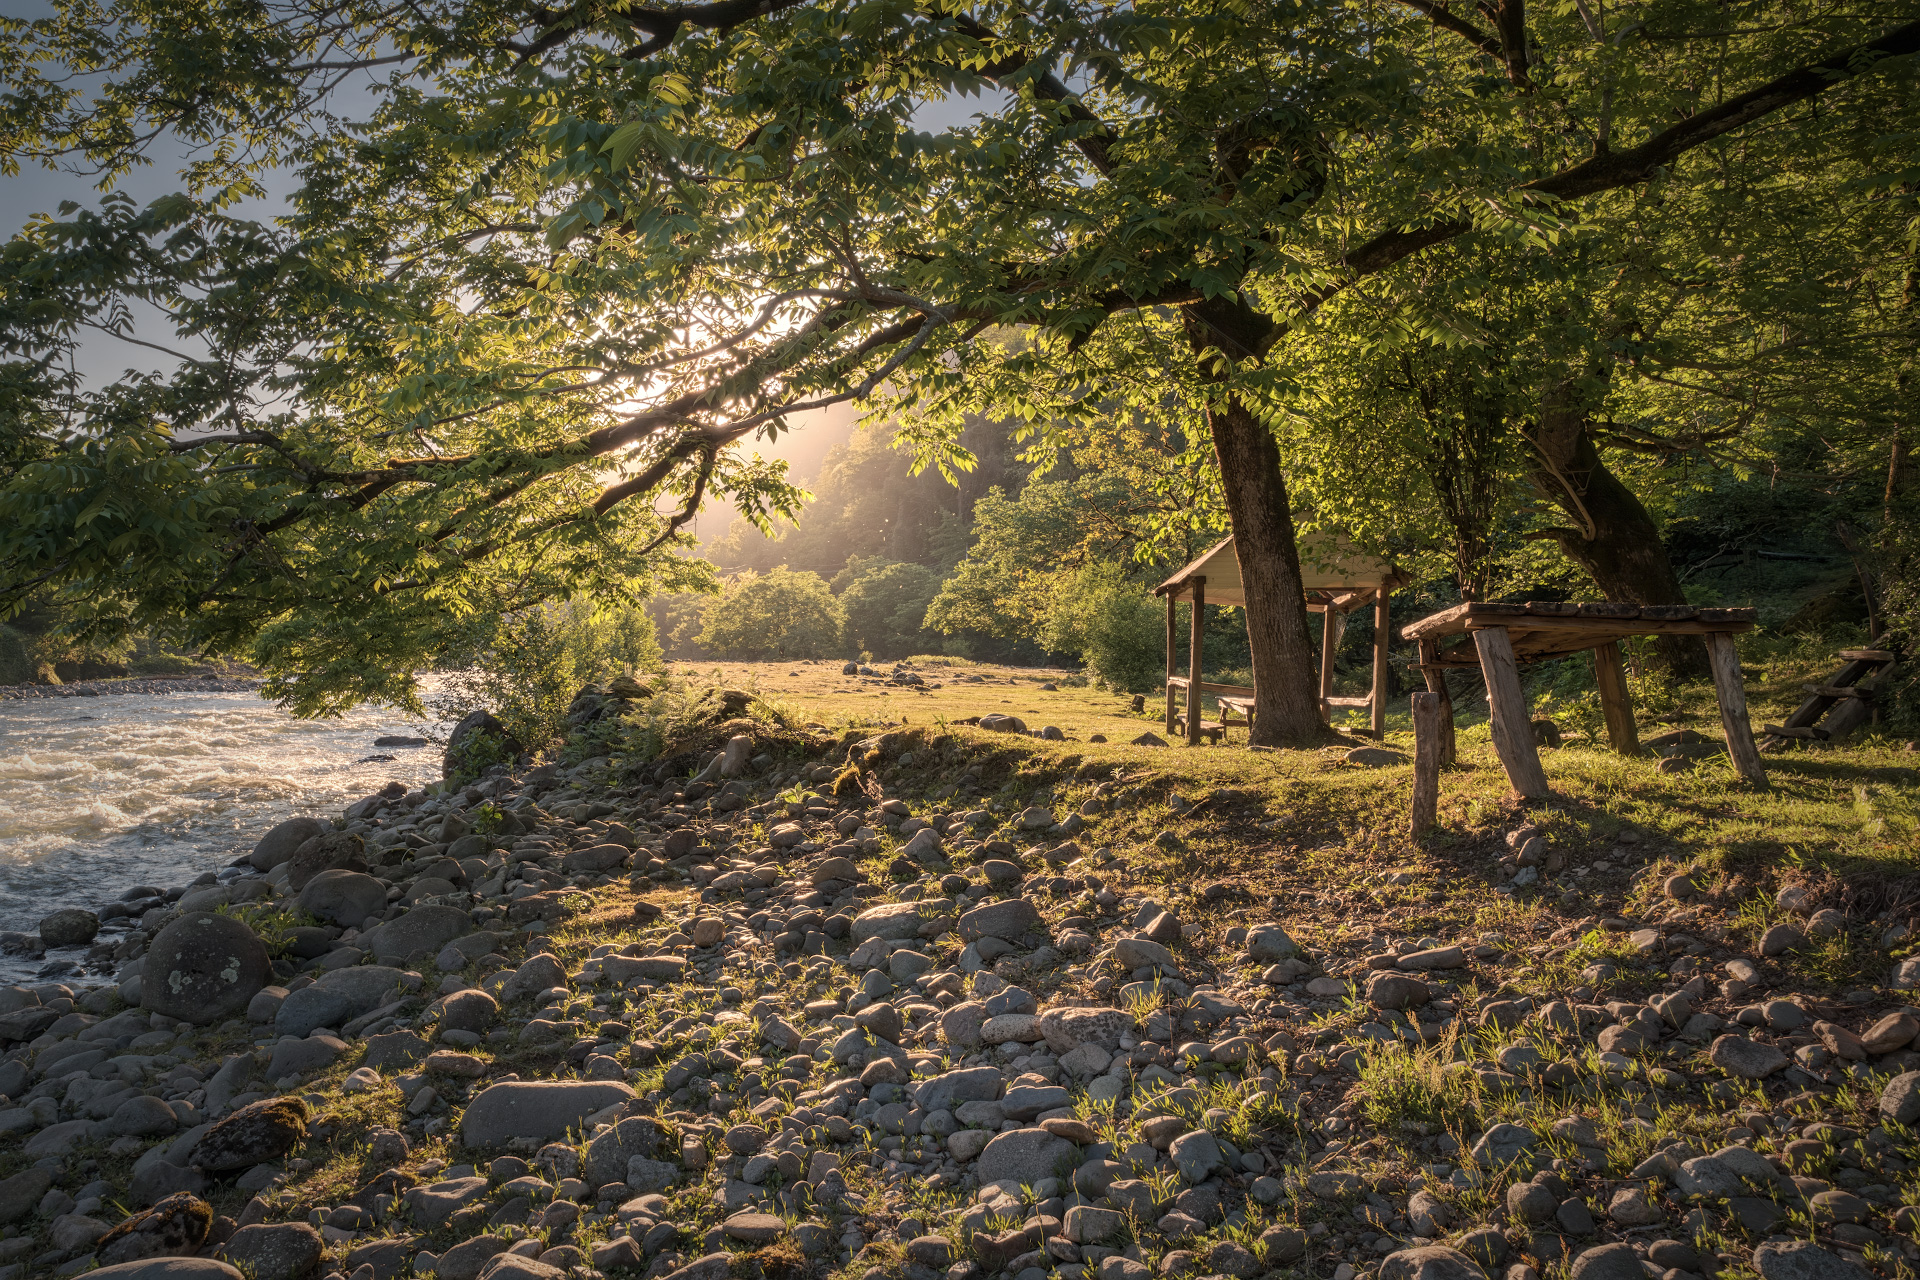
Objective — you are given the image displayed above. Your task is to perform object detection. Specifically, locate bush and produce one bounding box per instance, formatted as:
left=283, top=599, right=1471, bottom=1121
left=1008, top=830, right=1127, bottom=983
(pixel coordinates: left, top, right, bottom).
left=1039, top=564, right=1166, bottom=692
left=432, top=598, right=661, bottom=753
left=699, top=568, right=843, bottom=660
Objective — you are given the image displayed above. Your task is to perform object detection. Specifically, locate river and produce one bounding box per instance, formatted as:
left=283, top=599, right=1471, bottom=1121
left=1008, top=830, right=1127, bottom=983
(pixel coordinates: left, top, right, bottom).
left=0, top=688, right=445, bottom=983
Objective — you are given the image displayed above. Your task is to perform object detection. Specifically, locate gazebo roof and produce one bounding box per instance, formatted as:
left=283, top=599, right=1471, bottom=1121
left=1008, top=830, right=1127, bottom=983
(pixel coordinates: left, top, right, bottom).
left=1154, top=533, right=1400, bottom=607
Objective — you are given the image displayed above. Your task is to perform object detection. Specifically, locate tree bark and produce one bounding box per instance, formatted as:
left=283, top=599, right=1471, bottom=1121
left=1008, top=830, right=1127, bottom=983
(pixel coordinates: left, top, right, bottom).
left=1186, top=296, right=1329, bottom=747
left=1528, top=407, right=1707, bottom=678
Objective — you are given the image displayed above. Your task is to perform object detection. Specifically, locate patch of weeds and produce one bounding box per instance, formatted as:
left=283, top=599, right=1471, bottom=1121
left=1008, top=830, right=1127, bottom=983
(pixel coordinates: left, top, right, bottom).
left=1355, top=1042, right=1478, bottom=1134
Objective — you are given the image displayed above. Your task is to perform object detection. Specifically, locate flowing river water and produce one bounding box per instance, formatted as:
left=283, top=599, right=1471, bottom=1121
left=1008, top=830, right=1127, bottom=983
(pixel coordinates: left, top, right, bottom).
left=0, top=688, right=446, bottom=983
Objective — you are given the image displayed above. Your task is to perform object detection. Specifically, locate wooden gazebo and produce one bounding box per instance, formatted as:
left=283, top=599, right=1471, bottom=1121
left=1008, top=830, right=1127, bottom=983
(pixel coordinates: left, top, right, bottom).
left=1154, top=534, right=1407, bottom=744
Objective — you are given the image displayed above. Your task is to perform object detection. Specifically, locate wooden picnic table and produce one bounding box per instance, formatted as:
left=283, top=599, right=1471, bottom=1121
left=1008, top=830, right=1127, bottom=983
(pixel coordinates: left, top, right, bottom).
left=1400, top=601, right=1763, bottom=798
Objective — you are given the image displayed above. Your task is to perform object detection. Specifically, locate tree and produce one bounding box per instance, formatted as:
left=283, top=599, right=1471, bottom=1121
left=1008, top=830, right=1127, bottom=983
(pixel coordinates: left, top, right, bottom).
left=2, top=0, right=1915, bottom=738
left=697, top=568, right=842, bottom=660
left=838, top=561, right=943, bottom=660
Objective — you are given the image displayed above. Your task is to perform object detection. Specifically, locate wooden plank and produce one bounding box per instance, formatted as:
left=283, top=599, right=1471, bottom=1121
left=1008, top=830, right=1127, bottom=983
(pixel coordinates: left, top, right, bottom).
left=1801, top=684, right=1872, bottom=699
left=1325, top=696, right=1373, bottom=708
left=1372, top=587, right=1390, bottom=736
left=1473, top=616, right=1754, bottom=638
left=1696, top=607, right=1759, bottom=623
left=1637, top=604, right=1697, bottom=621
left=1763, top=725, right=1829, bottom=740
left=1417, top=638, right=1457, bottom=767
left=1410, top=691, right=1443, bottom=836
left=1319, top=606, right=1341, bottom=724
left=1164, top=592, right=1177, bottom=735
left=1839, top=648, right=1897, bottom=662
left=1188, top=579, right=1205, bottom=746
left=1591, top=642, right=1640, bottom=757
left=1401, top=603, right=1474, bottom=640
left=1473, top=626, right=1550, bottom=798
left=1706, top=631, right=1767, bottom=785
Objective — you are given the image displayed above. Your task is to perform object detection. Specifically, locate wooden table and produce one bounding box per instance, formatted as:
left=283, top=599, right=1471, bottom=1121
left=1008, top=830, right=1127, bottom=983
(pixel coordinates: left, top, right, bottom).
left=1400, top=602, right=1763, bottom=796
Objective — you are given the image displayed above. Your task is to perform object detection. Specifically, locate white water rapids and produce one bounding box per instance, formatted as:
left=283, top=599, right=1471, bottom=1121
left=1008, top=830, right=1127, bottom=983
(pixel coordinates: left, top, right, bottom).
left=0, top=690, right=445, bottom=982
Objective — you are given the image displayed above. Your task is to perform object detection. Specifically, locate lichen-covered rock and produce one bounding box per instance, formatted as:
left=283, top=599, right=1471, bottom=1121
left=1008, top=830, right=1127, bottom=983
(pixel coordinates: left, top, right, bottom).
left=192, top=1096, right=310, bottom=1173
left=95, top=1191, right=214, bottom=1265
left=141, top=913, right=272, bottom=1025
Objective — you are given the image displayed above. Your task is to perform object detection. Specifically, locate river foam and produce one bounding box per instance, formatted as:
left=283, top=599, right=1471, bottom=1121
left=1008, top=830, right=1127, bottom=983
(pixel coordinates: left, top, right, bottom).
left=0, top=690, right=445, bottom=969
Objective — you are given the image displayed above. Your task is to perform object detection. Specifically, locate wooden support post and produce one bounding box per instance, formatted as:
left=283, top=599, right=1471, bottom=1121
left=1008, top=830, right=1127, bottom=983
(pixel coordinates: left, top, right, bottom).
left=1591, top=641, right=1640, bottom=757
left=1187, top=578, right=1205, bottom=745
left=1371, top=586, right=1390, bottom=738
left=1318, top=607, right=1340, bottom=724
left=1410, top=691, right=1443, bottom=836
left=1473, top=625, right=1550, bottom=798
left=1164, top=592, right=1177, bottom=735
left=1705, top=630, right=1768, bottom=785
left=1417, top=638, right=1456, bottom=767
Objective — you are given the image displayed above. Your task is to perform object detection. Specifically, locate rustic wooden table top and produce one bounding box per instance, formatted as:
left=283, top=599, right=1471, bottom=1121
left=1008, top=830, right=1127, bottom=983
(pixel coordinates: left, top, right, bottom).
left=1402, top=602, right=1757, bottom=665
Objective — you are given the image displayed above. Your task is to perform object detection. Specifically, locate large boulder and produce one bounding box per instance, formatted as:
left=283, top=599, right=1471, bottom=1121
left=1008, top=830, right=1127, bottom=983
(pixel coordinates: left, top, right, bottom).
left=192, top=1097, right=310, bottom=1172
left=275, top=966, right=411, bottom=1037
left=296, top=871, right=388, bottom=929
left=461, top=1081, right=635, bottom=1148
left=284, top=832, right=367, bottom=892
left=443, top=710, right=523, bottom=780
left=250, top=817, right=330, bottom=872
left=359, top=906, right=471, bottom=964
left=96, top=1191, right=214, bottom=1265
left=1380, top=1247, right=1489, bottom=1280
left=141, top=914, right=272, bottom=1025
left=957, top=898, right=1041, bottom=943
left=90, top=1262, right=243, bottom=1280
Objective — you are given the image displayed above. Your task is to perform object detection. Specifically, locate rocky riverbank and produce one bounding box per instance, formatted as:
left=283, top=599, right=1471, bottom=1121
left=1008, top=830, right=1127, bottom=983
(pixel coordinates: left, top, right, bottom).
left=1, top=712, right=1918, bottom=1280
left=0, top=676, right=262, bottom=701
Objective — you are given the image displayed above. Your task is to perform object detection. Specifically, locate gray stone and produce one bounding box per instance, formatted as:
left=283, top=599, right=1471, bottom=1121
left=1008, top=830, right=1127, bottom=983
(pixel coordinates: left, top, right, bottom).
left=1114, top=937, right=1177, bottom=970
left=461, top=1080, right=635, bottom=1147
left=1570, top=1244, right=1645, bottom=1280
left=502, top=952, right=568, bottom=1003
left=1469, top=1123, right=1538, bottom=1167
left=1245, top=924, right=1299, bottom=960
left=975, top=1128, right=1077, bottom=1186
left=111, top=1094, right=182, bottom=1137
left=360, top=905, right=472, bottom=964
left=38, top=908, right=100, bottom=948
left=850, top=901, right=944, bottom=942
left=1366, top=971, right=1429, bottom=1011
left=1879, top=1069, right=1920, bottom=1125
left=1752, top=1242, right=1872, bottom=1280
left=142, top=913, right=273, bottom=1025
left=584, top=1117, right=661, bottom=1188
left=958, top=898, right=1041, bottom=943
left=562, top=843, right=631, bottom=874
left=1708, top=1034, right=1788, bottom=1079
left=267, top=1035, right=348, bottom=1080
left=441, top=988, right=499, bottom=1034
left=251, top=817, right=330, bottom=871
left=1039, top=1006, right=1133, bottom=1054
left=284, top=830, right=368, bottom=891
left=87, top=1263, right=244, bottom=1280
left=1168, top=1129, right=1222, bottom=1182
left=1379, top=1246, right=1488, bottom=1280
left=1674, top=1156, right=1743, bottom=1198
left=221, top=1222, right=324, bottom=1280
left=431, top=1233, right=512, bottom=1280
left=0, top=1166, right=51, bottom=1223
left=275, top=965, right=410, bottom=1037
left=939, top=1002, right=988, bottom=1049
left=296, top=871, right=388, bottom=928
left=403, top=1176, right=489, bottom=1227
left=913, top=1066, right=1004, bottom=1113
left=194, top=1096, right=309, bottom=1172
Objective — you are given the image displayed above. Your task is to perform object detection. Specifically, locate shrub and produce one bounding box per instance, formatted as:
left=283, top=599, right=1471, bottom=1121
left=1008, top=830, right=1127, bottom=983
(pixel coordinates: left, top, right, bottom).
left=839, top=560, right=943, bottom=659
left=1039, top=563, right=1165, bottom=692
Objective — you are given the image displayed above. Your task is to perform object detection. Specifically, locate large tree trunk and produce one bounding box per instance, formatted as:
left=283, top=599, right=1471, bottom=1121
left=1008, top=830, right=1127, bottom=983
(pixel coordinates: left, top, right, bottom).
left=1186, top=298, right=1330, bottom=747
left=1528, top=405, right=1708, bottom=678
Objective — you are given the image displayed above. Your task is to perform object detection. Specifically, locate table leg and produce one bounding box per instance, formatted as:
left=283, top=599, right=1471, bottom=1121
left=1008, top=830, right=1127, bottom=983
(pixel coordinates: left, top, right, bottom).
left=1473, top=626, right=1550, bottom=798
left=1187, top=581, right=1205, bottom=746
left=1417, top=638, right=1456, bottom=767
left=1164, top=594, right=1177, bottom=736
left=1371, top=587, right=1390, bottom=738
left=1705, top=631, right=1767, bottom=784
left=1410, top=691, right=1443, bottom=835
left=1591, top=641, right=1640, bottom=756
left=1318, top=610, right=1339, bottom=725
